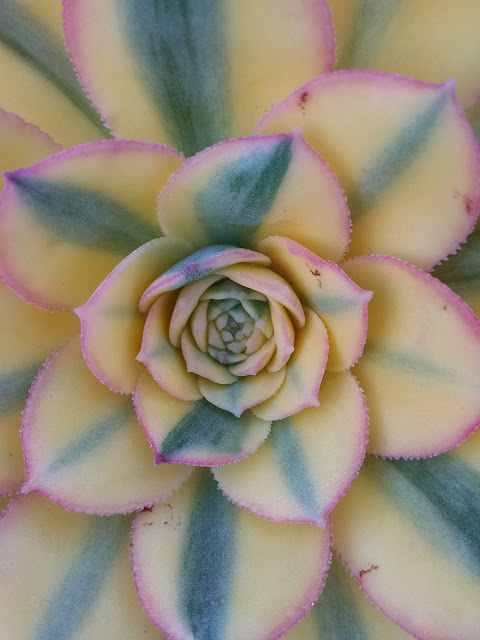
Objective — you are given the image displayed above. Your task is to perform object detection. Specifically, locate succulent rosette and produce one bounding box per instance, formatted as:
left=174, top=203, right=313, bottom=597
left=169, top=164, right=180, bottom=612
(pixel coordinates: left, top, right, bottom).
left=1, top=1, right=480, bottom=639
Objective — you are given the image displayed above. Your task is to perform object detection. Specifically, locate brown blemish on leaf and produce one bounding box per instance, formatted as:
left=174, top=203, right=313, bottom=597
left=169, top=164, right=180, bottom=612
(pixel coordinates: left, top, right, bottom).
left=359, top=564, right=379, bottom=579
left=443, top=304, right=448, bottom=310
left=298, top=91, right=309, bottom=112
left=306, top=262, right=322, bottom=287
left=454, top=191, right=476, bottom=215
left=142, top=506, right=153, bottom=513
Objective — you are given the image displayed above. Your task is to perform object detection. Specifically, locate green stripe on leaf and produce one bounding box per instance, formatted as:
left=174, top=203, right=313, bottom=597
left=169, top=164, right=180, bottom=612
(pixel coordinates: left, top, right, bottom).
left=194, top=138, right=293, bottom=247
left=10, top=175, right=160, bottom=255
left=0, top=0, right=111, bottom=138
left=119, top=0, right=228, bottom=156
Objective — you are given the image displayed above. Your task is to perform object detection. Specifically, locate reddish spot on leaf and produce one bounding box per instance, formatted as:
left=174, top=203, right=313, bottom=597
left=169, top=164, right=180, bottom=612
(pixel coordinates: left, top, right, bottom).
left=298, top=91, right=309, bottom=112
left=142, top=506, right=153, bottom=513
left=359, top=563, right=379, bottom=579
left=465, top=197, right=475, bottom=215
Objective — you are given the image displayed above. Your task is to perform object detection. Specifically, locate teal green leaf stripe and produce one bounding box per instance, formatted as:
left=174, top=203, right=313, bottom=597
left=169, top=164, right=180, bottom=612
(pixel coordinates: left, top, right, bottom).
left=0, top=362, right=42, bottom=413
left=433, top=223, right=480, bottom=293
left=10, top=175, right=160, bottom=255
left=336, top=0, right=399, bottom=70
left=362, top=343, right=477, bottom=386
left=367, top=454, right=480, bottom=578
left=309, top=295, right=361, bottom=314
left=347, top=87, right=449, bottom=221
left=34, top=514, right=128, bottom=640
left=179, top=470, right=236, bottom=639
left=48, top=403, right=133, bottom=475
left=271, top=418, right=317, bottom=516
left=159, top=400, right=248, bottom=461
left=118, top=0, right=228, bottom=157
left=313, top=553, right=367, bottom=640
left=194, top=138, right=293, bottom=247
left=0, top=0, right=111, bottom=138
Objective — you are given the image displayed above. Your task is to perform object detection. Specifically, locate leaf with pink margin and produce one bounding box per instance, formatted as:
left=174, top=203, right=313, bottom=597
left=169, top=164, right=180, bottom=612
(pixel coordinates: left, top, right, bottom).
left=137, top=292, right=201, bottom=402
left=76, top=237, right=190, bottom=395
left=0, top=282, right=78, bottom=496
left=217, top=264, right=305, bottom=327
left=333, top=427, right=480, bottom=640
left=283, top=553, right=413, bottom=640
left=158, top=132, right=350, bottom=262
left=131, top=468, right=332, bottom=640
left=0, top=108, right=61, bottom=192
left=0, top=493, right=165, bottom=639
left=64, top=0, right=335, bottom=154
left=139, top=245, right=270, bottom=310
left=344, top=255, right=480, bottom=458
left=214, top=371, right=367, bottom=527
left=0, top=1, right=110, bottom=146
left=330, top=0, right=480, bottom=109
left=166, top=275, right=223, bottom=346
left=134, top=371, right=271, bottom=467
left=253, top=308, right=329, bottom=422
left=258, top=72, right=480, bottom=271
left=260, top=236, right=372, bottom=371
left=21, top=337, right=192, bottom=515
left=199, top=369, right=286, bottom=418
left=0, top=140, right=183, bottom=311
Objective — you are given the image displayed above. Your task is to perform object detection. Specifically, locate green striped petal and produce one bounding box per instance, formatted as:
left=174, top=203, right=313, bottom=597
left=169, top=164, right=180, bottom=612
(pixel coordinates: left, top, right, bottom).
left=0, top=493, right=165, bottom=639
left=158, top=132, right=350, bottom=261
left=258, top=71, right=480, bottom=271
left=283, top=553, right=413, bottom=640
left=214, top=371, right=368, bottom=527
left=333, top=427, right=480, bottom=640
left=0, top=282, right=78, bottom=495
left=0, top=0, right=111, bottom=146
left=64, top=0, right=335, bottom=155
left=21, top=337, right=192, bottom=515
left=343, top=256, right=480, bottom=458
left=330, top=0, right=480, bottom=109
left=133, top=370, right=271, bottom=466
left=433, top=219, right=480, bottom=318
left=0, top=141, right=183, bottom=311
left=131, top=469, right=332, bottom=640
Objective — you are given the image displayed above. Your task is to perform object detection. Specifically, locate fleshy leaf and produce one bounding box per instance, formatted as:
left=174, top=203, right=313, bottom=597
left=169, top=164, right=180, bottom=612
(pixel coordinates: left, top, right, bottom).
left=140, top=245, right=270, bottom=310
left=64, top=0, right=335, bottom=155
left=334, top=428, right=480, bottom=640
left=0, top=282, right=78, bottom=495
left=258, top=72, right=480, bottom=270
left=253, top=308, right=329, bottom=421
left=330, top=0, right=480, bottom=108
left=284, top=553, right=413, bottom=640
left=138, top=292, right=201, bottom=402
left=0, top=0, right=110, bottom=146
left=198, top=369, right=286, bottom=417
left=0, top=493, right=165, bottom=639
left=131, top=469, right=332, bottom=640
left=77, top=237, right=190, bottom=394
left=0, top=141, right=183, bottom=311
left=158, top=132, right=350, bottom=261
left=344, top=256, right=480, bottom=457
left=260, top=236, right=372, bottom=370
left=134, top=371, right=271, bottom=466
left=214, top=372, right=367, bottom=526
left=0, top=108, right=61, bottom=192
left=21, top=337, right=192, bottom=515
